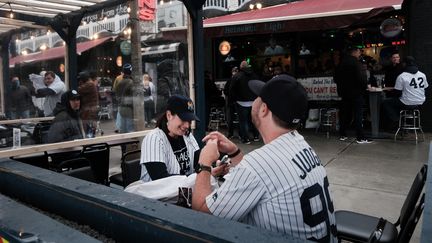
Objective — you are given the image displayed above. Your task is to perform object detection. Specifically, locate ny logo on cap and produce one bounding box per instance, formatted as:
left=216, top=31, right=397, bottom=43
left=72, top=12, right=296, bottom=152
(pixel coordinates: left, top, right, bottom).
left=187, top=101, right=194, bottom=111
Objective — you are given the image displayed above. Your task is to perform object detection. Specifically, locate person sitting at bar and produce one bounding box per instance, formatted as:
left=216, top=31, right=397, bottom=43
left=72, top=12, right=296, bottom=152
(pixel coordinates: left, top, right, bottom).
left=139, top=95, right=227, bottom=182
left=382, top=56, right=428, bottom=129
left=47, top=90, right=85, bottom=143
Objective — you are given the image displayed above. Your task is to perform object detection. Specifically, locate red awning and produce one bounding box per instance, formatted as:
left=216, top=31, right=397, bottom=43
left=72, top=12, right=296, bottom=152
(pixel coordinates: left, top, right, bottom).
left=204, top=0, right=403, bottom=28
left=10, top=36, right=113, bottom=67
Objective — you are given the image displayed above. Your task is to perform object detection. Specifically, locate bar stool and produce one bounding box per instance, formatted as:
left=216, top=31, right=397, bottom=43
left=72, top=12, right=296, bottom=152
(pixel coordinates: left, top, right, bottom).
left=316, top=108, right=337, bottom=138
left=394, top=108, right=424, bottom=144
left=208, top=106, right=227, bottom=131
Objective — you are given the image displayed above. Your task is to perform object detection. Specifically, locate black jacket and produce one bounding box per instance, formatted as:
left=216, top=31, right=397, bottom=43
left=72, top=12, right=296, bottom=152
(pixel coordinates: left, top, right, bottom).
left=384, top=63, right=404, bottom=98
left=334, top=55, right=367, bottom=98
left=229, top=67, right=258, bottom=102
left=47, top=101, right=84, bottom=143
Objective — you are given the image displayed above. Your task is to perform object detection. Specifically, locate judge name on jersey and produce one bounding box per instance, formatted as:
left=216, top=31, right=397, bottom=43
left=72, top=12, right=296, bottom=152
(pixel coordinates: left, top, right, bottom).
left=291, top=147, right=323, bottom=179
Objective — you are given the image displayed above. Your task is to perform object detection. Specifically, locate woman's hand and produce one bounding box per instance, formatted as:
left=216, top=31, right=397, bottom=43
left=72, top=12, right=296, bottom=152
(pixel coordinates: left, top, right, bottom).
left=202, top=131, right=238, bottom=155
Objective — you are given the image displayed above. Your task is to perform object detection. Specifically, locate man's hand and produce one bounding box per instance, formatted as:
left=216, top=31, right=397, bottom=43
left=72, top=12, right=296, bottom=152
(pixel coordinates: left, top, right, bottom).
left=199, top=138, right=220, bottom=166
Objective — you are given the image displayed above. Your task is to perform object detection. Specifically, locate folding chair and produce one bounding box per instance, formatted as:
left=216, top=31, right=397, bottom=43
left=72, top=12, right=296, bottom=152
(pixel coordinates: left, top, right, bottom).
left=336, top=164, right=427, bottom=243
left=110, top=150, right=141, bottom=188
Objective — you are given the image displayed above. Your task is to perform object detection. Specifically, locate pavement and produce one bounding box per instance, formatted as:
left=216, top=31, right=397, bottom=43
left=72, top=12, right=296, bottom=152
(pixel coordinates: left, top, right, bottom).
left=101, top=117, right=429, bottom=242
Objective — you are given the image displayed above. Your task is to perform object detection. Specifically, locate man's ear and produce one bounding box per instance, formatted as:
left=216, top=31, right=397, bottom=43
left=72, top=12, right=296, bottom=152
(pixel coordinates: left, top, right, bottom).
left=260, top=102, right=270, bottom=118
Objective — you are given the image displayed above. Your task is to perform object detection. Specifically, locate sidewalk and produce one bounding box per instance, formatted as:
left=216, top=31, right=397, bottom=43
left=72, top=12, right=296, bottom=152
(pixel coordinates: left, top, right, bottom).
left=234, top=130, right=429, bottom=243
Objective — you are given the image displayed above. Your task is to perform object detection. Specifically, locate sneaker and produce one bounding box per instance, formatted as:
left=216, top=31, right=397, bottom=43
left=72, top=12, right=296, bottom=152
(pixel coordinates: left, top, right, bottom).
left=242, top=139, right=251, bottom=145
left=253, top=136, right=260, bottom=142
left=339, top=136, right=348, bottom=141
left=356, top=139, right=372, bottom=144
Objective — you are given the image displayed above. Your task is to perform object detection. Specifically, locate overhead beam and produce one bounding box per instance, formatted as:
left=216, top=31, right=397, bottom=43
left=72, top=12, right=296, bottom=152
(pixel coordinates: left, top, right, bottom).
left=0, top=10, right=51, bottom=26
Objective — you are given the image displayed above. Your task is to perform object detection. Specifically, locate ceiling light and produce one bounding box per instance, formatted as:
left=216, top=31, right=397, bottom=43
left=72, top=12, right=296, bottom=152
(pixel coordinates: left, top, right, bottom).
left=22, top=50, right=28, bottom=55
left=9, top=11, right=14, bottom=18
left=249, top=4, right=254, bottom=10
left=40, top=44, right=47, bottom=51
left=256, top=3, right=262, bottom=9
left=127, top=6, right=131, bottom=13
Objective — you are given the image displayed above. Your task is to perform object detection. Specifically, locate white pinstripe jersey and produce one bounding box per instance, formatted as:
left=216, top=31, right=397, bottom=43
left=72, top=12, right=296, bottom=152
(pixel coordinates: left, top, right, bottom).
left=395, top=71, right=428, bottom=106
left=206, top=131, right=337, bottom=242
left=140, top=128, right=200, bottom=182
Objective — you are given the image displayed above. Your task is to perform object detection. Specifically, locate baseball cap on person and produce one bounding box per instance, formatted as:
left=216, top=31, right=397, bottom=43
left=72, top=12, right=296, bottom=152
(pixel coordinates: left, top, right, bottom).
left=122, top=63, right=132, bottom=75
left=248, top=74, right=308, bottom=126
left=167, top=95, right=200, bottom=122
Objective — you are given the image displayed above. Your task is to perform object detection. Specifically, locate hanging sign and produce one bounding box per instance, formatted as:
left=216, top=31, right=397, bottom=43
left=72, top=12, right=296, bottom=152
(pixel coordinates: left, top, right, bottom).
left=139, top=0, right=156, bottom=21
left=120, top=40, right=132, bottom=55
left=380, top=18, right=402, bottom=38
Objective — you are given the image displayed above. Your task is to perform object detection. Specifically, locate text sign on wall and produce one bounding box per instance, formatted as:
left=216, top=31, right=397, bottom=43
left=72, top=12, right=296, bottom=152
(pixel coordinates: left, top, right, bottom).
left=139, top=0, right=156, bottom=21
left=297, top=77, right=340, bottom=101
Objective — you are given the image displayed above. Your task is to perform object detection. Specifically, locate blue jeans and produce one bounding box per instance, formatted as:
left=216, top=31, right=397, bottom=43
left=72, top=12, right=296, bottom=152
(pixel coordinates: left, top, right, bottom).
left=117, top=112, right=134, bottom=133
left=236, top=104, right=258, bottom=141
left=10, top=110, right=30, bottom=119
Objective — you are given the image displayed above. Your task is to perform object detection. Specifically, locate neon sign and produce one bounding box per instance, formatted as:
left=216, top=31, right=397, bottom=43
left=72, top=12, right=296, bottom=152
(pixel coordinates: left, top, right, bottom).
left=139, top=0, right=156, bottom=21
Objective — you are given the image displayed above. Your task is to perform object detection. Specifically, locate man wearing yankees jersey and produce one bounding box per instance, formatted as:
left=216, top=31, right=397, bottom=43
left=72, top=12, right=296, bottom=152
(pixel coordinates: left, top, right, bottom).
left=383, top=56, right=428, bottom=126
left=193, top=74, right=337, bottom=242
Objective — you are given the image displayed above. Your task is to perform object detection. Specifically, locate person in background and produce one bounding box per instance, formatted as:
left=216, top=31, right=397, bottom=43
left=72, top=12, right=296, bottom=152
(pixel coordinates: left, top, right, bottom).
left=382, top=56, right=429, bottom=128
left=193, top=75, right=337, bottom=242
left=78, top=71, right=99, bottom=136
left=114, top=63, right=135, bottom=133
left=334, top=46, right=370, bottom=144
left=143, top=73, right=156, bottom=128
left=383, top=50, right=403, bottom=98
left=139, top=95, right=201, bottom=182
left=204, top=70, right=223, bottom=130
left=35, top=71, right=66, bottom=117
left=8, top=76, right=33, bottom=119
left=223, top=66, right=239, bottom=139
left=47, top=90, right=84, bottom=143
left=229, top=60, right=260, bottom=144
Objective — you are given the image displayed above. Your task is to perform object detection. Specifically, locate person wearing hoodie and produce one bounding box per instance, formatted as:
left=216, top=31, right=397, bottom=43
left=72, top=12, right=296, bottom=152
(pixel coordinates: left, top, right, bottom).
left=229, top=60, right=260, bottom=144
left=382, top=56, right=429, bottom=128
left=35, top=71, right=66, bottom=117
left=47, top=90, right=85, bottom=143
left=334, top=46, right=370, bottom=144
left=8, top=76, right=33, bottom=119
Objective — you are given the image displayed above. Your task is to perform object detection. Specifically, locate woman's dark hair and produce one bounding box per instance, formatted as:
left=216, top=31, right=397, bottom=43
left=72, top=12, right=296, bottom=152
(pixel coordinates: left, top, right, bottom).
left=156, top=109, right=190, bottom=136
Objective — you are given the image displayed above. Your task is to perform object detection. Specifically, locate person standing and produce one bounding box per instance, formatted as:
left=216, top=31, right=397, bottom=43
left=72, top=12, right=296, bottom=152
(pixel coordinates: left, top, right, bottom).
left=382, top=56, right=428, bottom=126
left=334, top=47, right=370, bottom=144
left=78, top=71, right=99, bottom=136
left=224, top=66, right=239, bottom=138
left=8, top=76, right=33, bottom=119
left=193, top=75, right=337, bottom=242
left=229, top=60, right=259, bottom=144
left=143, top=73, right=156, bottom=127
left=35, top=71, right=66, bottom=117
left=114, top=64, right=135, bottom=133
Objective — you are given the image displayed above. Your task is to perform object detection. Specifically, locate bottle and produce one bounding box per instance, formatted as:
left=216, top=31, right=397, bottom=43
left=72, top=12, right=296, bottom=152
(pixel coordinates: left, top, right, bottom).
left=86, top=123, right=94, bottom=138
left=95, top=121, right=103, bottom=136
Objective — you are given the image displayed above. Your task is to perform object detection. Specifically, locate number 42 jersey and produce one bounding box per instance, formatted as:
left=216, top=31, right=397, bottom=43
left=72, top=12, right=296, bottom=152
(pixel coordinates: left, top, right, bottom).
left=395, top=71, right=428, bottom=106
left=206, top=131, right=337, bottom=242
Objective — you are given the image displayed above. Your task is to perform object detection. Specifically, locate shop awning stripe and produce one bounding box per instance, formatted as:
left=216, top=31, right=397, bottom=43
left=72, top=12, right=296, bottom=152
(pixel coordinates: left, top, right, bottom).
left=204, top=0, right=403, bottom=28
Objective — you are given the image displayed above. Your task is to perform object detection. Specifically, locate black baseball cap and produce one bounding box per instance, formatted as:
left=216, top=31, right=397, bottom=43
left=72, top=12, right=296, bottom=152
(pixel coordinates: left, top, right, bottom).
left=167, top=95, right=200, bottom=122
left=248, top=74, right=308, bottom=126
left=123, top=63, right=132, bottom=75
